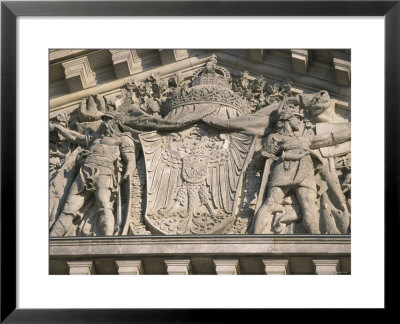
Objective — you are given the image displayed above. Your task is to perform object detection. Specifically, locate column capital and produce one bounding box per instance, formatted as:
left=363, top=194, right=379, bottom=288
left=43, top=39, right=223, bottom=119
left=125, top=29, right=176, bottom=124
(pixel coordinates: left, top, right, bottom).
left=313, top=259, right=340, bottom=275
left=262, top=259, right=290, bottom=275
left=165, top=259, right=192, bottom=275
left=213, top=259, right=240, bottom=275
left=115, top=260, right=143, bottom=275
left=67, top=260, right=95, bottom=275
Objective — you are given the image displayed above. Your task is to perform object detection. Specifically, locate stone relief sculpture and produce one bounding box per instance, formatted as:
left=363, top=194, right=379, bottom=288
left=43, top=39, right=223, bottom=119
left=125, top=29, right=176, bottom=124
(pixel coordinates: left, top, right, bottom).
left=49, top=55, right=351, bottom=236
left=49, top=112, right=136, bottom=236
left=250, top=97, right=350, bottom=234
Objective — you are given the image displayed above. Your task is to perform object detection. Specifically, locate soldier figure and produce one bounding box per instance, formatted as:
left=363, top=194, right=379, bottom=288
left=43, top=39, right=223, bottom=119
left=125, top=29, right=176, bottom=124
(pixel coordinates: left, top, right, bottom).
left=49, top=113, right=136, bottom=236
left=251, top=97, right=350, bottom=234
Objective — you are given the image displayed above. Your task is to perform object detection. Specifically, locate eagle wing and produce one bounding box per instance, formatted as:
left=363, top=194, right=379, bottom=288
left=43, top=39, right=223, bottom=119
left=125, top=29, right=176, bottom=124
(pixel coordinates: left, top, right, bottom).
left=207, top=132, right=255, bottom=214
left=139, top=131, right=183, bottom=212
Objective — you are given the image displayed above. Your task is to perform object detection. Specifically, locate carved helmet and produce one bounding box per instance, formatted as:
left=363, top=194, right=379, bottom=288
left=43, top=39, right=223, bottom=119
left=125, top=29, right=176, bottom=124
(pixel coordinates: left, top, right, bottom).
left=100, top=111, right=125, bottom=133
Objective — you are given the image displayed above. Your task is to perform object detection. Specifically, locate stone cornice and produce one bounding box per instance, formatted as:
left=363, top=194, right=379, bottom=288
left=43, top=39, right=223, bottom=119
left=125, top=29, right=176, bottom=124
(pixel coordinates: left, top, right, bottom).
left=110, top=49, right=143, bottom=78
left=50, top=235, right=351, bottom=256
left=51, top=50, right=352, bottom=114
left=50, top=53, right=212, bottom=111
left=216, top=51, right=350, bottom=98
left=159, top=49, right=189, bottom=65
left=50, top=63, right=351, bottom=118
left=291, top=49, right=310, bottom=75
left=61, top=56, right=97, bottom=92
left=50, top=236, right=350, bottom=274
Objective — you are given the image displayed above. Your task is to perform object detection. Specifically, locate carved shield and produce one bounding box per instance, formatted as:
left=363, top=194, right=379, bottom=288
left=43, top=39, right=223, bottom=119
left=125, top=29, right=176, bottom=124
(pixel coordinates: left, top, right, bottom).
left=139, top=125, right=255, bottom=234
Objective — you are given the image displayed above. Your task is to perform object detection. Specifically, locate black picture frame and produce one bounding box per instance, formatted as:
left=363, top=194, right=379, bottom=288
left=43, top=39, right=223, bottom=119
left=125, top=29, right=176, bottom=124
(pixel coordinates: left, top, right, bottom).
left=1, top=1, right=397, bottom=322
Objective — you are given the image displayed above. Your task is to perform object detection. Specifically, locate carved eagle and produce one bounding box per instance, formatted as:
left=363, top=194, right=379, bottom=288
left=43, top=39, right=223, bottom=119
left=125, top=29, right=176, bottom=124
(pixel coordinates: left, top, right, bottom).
left=139, top=125, right=254, bottom=234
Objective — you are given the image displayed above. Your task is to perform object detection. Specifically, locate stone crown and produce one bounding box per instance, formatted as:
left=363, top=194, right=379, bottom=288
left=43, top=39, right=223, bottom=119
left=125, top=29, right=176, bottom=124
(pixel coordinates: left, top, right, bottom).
left=166, top=55, right=251, bottom=115
left=191, top=55, right=231, bottom=89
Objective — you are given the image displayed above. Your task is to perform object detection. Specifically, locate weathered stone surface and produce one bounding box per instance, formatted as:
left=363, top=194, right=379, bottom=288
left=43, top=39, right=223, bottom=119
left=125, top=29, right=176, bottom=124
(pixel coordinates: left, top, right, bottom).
left=49, top=52, right=351, bottom=238
left=50, top=236, right=351, bottom=255
left=49, top=49, right=352, bottom=276
left=50, top=236, right=350, bottom=274
left=49, top=113, right=136, bottom=237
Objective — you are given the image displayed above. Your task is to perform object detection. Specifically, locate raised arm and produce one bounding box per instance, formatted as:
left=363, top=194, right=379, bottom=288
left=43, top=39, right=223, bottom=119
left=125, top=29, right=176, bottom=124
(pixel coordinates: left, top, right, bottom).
left=50, top=123, right=88, bottom=146
left=309, top=125, right=351, bottom=149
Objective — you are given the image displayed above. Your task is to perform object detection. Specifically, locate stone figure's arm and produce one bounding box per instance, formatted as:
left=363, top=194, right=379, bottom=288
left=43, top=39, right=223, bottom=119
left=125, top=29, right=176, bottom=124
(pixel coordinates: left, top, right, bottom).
left=309, top=127, right=351, bottom=149
left=261, top=134, right=281, bottom=159
left=50, top=123, right=87, bottom=146
left=120, top=136, right=137, bottom=182
left=342, top=173, right=351, bottom=194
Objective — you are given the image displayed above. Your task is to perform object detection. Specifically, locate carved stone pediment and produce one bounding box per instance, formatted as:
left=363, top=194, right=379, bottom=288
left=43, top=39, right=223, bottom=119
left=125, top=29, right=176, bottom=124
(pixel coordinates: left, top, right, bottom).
left=49, top=53, right=351, bottom=237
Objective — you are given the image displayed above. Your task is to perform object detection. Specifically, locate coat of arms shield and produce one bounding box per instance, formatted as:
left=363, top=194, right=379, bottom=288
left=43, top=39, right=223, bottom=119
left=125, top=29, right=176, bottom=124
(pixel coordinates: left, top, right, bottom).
left=139, top=125, right=255, bottom=234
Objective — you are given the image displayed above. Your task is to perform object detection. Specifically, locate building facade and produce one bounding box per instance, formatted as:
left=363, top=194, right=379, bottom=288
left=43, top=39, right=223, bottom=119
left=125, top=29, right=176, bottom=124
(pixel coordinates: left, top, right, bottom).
left=49, top=49, right=351, bottom=275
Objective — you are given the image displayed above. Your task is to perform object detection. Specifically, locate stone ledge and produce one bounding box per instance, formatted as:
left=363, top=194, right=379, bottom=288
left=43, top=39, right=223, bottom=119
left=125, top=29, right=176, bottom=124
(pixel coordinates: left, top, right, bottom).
left=50, top=235, right=350, bottom=257
left=50, top=236, right=350, bottom=274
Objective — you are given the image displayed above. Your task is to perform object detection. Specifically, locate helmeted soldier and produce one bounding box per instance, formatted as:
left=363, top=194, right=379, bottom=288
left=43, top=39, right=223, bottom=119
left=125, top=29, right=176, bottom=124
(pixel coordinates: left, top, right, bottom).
left=251, top=97, right=349, bottom=234
left=49, top=112, right=136, bottom=236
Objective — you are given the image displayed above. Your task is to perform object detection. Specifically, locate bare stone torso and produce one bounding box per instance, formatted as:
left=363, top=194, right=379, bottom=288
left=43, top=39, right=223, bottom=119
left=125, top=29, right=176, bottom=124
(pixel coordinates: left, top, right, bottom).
left=83, top=136, right=122, bottom=173
left=89, top=136, right=121, bottom=157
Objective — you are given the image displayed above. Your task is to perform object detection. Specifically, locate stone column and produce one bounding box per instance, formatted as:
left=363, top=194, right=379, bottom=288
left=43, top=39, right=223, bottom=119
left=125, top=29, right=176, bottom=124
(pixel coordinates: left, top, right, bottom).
left=313, top=259, right=340, bottom=275
left=67, top=260, right=95, bottom=275
left=165, top=259, right=192, bottom=275
left=115, top=260, right=143, bottom=275
left=262, top=259, right=290, bottom=275
left=213, top=259, right=240, bottom=275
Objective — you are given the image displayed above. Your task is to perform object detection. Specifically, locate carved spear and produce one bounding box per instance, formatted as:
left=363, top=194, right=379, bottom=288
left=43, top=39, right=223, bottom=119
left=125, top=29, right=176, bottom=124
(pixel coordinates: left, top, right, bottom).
left=114, top=159, right=123, bottom=235
left=255, top=157, right=274, bottom=213
left=254, top=138, right=279, bottom=213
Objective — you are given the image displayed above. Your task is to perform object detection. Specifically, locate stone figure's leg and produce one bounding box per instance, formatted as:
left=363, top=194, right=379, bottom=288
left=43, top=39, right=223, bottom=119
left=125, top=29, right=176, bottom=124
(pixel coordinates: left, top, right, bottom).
left=296, top=187, right=320, bottom=234
left=95, top=185, right=114, bottom=236
left=50, top=181, right=88, bottom=236
left=251, top=187, right=287, bottom=234
left=347, top=197, right=351, bottom=214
